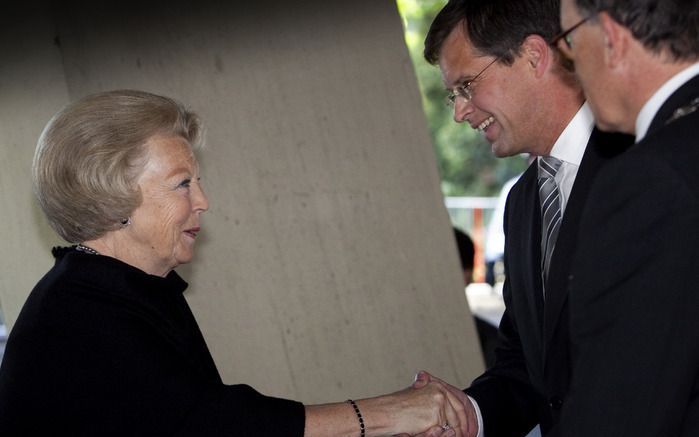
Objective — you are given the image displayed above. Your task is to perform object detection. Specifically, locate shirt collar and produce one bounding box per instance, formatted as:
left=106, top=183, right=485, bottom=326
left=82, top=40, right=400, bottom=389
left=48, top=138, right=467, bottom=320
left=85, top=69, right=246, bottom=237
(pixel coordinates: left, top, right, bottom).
left=546, top=101, right=593, bottom=166
left=636, top=62, right=699, bottom=142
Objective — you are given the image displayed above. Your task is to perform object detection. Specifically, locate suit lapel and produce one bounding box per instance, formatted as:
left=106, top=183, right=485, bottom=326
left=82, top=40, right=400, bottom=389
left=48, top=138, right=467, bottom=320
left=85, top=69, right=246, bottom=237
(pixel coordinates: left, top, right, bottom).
left=512, top=163, right=545, bottom=341
left=523, top=165, right=546, bottom=332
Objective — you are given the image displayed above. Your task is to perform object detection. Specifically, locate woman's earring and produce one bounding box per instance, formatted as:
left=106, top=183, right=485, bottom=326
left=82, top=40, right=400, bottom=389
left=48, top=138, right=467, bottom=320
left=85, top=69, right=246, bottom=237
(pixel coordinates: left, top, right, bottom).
left=121, top=217, right=131, bottom=227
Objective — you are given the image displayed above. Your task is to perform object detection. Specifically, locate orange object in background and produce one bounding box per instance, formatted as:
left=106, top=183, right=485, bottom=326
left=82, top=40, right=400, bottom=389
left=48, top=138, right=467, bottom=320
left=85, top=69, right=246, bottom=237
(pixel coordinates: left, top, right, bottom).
left=472, top=207, right=485, bottom=283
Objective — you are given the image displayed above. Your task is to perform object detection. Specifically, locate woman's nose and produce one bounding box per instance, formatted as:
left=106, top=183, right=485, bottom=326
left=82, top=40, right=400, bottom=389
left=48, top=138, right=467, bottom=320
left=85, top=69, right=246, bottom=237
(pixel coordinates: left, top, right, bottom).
left=193, top=182, right=209, bottom=213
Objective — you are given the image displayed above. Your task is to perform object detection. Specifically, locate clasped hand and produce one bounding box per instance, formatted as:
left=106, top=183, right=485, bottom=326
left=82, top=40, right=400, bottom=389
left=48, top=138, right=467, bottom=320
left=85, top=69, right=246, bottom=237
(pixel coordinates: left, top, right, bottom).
left=388, top=370, right=478, bottom=437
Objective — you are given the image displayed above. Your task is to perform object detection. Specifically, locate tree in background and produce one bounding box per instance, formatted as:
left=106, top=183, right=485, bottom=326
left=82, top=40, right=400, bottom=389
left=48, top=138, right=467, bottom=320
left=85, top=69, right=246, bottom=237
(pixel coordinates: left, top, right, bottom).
left=396, top=0, right=528, bottom=196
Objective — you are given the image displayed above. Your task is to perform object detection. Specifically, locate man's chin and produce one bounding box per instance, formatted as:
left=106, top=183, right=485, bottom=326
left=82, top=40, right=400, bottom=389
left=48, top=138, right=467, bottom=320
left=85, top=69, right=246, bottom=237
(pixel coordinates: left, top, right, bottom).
left=589, top=106, right=634, bottom=135
left=491, top=142, right=513, bottom=158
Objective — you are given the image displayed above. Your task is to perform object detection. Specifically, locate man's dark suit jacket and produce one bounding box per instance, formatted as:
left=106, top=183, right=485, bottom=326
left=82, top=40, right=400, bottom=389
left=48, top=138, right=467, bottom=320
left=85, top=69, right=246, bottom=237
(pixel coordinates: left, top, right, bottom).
left=464, top=126, right=632, bottom=436
left=560, top=75, right=699, bottom=436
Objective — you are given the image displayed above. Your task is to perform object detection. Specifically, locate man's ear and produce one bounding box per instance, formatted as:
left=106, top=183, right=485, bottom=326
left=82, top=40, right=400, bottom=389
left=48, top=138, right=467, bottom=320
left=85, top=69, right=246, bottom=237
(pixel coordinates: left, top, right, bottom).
left=598, top=11, right=630, bottom=69
left=521, top=34, right=551, bottom=78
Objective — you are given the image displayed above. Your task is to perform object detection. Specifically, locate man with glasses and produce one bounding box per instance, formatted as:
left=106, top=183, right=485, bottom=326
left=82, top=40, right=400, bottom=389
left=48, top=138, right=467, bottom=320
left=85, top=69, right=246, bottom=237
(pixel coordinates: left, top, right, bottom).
left=553, top=0, right=699, bottom=435
left=417, top=0, right=631, bottom=436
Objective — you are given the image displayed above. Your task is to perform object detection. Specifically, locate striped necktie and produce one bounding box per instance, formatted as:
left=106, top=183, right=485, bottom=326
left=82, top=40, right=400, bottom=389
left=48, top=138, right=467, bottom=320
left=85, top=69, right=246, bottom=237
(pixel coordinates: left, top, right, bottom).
left=539, top=156, right=563, bottom=288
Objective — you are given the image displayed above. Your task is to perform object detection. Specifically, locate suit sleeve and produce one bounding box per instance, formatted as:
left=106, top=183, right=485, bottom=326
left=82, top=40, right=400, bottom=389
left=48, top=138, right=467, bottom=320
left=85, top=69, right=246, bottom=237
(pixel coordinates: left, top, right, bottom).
left=561, top=153, right=699, bottom=436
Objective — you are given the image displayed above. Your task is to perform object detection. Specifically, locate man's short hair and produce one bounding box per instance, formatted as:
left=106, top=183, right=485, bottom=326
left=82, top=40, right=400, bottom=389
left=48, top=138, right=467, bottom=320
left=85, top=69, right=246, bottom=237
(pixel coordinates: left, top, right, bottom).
left=424, top=0, right=562, bottom=65
left=574, top=0, right=699, bottom=60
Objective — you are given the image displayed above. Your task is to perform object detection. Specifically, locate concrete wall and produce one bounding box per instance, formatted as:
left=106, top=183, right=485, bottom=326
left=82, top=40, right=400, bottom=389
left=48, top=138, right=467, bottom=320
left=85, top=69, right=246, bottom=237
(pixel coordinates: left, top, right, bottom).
left=0, top=1, right=483, bottom=403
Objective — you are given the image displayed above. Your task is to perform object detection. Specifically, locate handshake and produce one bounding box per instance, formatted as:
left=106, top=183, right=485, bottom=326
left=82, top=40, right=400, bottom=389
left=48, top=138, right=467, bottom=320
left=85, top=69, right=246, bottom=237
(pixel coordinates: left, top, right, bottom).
left=387, top=371, right=478, bottom=437
left=306, top=370, right=479, bottom=437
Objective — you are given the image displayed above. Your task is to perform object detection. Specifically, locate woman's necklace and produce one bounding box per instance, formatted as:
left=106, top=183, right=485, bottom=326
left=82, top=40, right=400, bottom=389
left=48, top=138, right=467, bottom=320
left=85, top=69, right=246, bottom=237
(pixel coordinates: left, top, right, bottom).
left=75, top=244, right=100, bottom=255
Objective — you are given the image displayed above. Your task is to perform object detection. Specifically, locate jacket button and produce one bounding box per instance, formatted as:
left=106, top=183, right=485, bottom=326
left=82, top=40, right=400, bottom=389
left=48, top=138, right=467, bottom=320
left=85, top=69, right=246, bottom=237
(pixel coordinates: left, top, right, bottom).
left=549, top=397, right=564, bottom=410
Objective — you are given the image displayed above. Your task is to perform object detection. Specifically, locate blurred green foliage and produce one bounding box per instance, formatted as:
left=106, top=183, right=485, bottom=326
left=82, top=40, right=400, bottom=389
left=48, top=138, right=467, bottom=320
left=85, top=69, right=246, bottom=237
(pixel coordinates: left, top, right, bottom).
left=396, top=0, right=528, bottom=196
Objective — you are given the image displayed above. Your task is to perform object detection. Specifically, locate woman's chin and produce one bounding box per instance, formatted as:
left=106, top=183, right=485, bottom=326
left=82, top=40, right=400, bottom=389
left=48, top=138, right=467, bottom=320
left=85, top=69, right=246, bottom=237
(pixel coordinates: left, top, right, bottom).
left=175, top=249, right=195, bottom=267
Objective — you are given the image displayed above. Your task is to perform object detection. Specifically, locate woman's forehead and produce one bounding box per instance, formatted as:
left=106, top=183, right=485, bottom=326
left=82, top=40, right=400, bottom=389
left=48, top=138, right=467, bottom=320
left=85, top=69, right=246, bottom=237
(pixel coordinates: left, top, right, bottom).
left=141, top=135, right=197, bottom=176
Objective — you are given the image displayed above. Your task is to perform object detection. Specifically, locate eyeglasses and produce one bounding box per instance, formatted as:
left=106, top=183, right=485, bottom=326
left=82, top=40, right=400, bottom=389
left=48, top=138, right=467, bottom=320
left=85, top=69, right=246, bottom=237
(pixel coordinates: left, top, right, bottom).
left=446, top=57, right=499, bottom=106
left=550, top=16, right=591, bottom=49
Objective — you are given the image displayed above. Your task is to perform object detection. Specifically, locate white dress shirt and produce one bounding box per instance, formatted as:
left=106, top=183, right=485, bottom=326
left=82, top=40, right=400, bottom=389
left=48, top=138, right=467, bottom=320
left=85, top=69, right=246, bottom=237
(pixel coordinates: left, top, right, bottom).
left=636, top=62, right=699, bottom=142
left=470, top=102, right=594, bottom=437
left=541, top=102, right=594, bottom=214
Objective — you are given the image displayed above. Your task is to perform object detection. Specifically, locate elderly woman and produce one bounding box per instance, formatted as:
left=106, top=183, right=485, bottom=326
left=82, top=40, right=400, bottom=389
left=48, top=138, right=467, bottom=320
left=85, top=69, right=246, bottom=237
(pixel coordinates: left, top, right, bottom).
left=0, top=90, right=466, bottom=436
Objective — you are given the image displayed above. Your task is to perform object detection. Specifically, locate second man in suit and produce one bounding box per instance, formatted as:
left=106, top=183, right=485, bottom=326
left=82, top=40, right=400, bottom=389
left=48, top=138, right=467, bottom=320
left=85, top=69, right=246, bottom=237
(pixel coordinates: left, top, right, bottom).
left=556, top=0, right=699, bottom=434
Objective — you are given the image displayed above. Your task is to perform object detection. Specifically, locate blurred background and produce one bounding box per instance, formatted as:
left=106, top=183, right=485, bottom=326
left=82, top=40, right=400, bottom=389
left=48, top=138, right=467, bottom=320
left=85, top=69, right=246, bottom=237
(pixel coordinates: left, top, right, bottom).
left=397, top=0, right=528, bottom=285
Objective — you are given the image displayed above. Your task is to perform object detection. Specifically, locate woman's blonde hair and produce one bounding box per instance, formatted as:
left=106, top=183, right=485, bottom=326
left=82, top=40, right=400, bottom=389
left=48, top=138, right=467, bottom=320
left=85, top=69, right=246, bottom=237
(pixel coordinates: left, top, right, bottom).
left=33, top=89, right=201, bottom=243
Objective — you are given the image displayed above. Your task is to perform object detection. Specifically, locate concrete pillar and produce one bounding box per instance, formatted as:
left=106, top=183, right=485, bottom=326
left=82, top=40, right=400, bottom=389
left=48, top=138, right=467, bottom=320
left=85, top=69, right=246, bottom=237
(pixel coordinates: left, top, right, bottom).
left=0, top=0, right=483, bottom=403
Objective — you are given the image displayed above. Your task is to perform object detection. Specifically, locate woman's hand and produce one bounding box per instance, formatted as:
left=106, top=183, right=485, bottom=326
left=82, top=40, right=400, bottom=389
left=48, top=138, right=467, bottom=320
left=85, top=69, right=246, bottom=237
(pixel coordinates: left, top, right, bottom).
left=304, top=370, right=476, bottom=437
left=349, top=370, right=470, bottom=436
left=393, top=371, right=479, bottom=437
